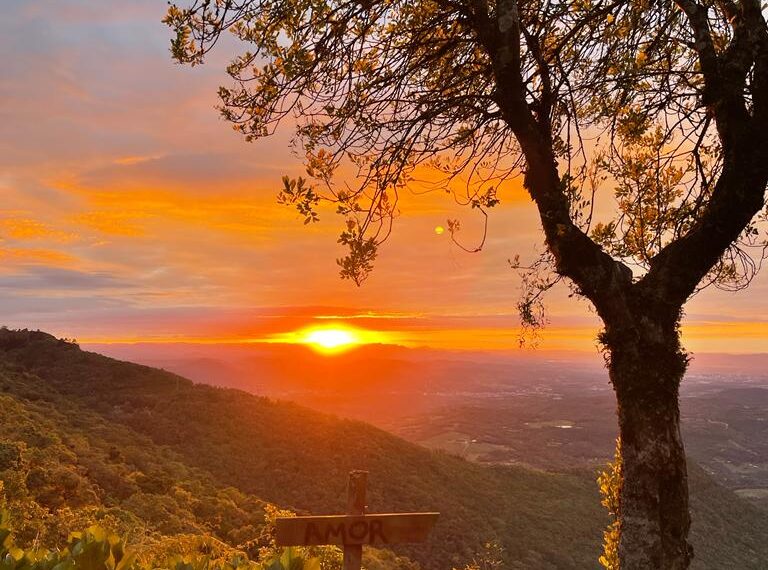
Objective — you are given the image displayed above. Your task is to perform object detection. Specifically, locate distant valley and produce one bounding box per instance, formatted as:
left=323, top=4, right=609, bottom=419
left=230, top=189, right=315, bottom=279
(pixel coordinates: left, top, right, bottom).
left=89, top=342, right=768, bottom=510
left=0, top=329, right=766, bottom=568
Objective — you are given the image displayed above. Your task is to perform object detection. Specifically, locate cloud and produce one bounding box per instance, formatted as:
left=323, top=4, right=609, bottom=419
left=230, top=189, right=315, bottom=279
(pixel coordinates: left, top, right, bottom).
left=0, top=247, right=76, bottom=267
left=71, top=211, right=147, bottom=237
left=0, top=293, right=127, bottom=318
left=0, top=266, right=126, bottom=292
left=0, top=217, right=76, bottom=242
left=77, top=153, right=290, bottom=195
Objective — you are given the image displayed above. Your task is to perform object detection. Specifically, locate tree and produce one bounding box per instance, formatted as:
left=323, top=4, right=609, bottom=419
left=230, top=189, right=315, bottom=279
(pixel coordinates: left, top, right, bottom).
left=164, top=1, right=768, bottom=567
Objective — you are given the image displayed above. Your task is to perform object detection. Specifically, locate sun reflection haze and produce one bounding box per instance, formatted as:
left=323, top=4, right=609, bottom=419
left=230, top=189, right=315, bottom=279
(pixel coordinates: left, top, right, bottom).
left=266, top=324, right=391, bottom=354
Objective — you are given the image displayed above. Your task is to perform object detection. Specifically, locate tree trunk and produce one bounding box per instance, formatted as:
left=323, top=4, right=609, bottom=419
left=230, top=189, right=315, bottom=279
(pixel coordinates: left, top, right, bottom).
left=605, top=317, right=693, bottom=570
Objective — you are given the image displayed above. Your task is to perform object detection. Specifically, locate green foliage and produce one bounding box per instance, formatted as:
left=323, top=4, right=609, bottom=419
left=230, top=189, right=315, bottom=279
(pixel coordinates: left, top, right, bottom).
left=589, top=125, right=691, bottom=265
left=0, top=329, right=605, bottom=568
left=0, top=521, right=136, bottom=570
left=2, top=329, right=768, bottom=569
left=0, top=507, right=413, bottom=570
left=250, top=505, right=341, bottom=570
left=277, top=177, right=320, bottom=226
left=452, top=541, right=504, bottom=570
left=597, top=439, right=622, bottom=570
left=0, top=445, right=23, bottom=473
left=336, top=231, right=378, bottom=286
left=261, top=548, right=319, bottom=570
left=0, top=511, right=327, bottom=570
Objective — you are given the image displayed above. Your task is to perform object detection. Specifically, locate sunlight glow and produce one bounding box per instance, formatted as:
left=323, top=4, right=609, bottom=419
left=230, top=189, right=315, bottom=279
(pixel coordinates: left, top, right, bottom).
left=304, top=328, right=357, bottom=350
left=272, top=324, right=391, bottom=354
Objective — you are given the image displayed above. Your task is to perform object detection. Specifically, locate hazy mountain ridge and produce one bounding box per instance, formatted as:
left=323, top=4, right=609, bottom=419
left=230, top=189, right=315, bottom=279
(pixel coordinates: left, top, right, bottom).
left=91, top=341, right=768, bottom=500
left=1, top=329, right=767, bottom=568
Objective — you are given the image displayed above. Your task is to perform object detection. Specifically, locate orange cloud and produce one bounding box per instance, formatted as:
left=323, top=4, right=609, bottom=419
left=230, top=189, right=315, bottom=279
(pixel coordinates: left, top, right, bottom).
left=113, top=155, right=163, bottom=166
left=72, top=211, right=147, bottom=237
left=0, top=217, right=75, bottom=242
left=0, top=247, right=76, bottom=266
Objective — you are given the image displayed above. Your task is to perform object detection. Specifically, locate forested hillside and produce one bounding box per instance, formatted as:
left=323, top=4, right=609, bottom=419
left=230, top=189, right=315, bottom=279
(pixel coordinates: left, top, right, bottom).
left=1, top=329, right=766, bottom=569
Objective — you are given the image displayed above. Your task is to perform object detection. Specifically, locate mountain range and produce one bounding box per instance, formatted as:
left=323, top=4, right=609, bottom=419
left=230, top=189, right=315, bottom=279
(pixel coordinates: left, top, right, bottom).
left=1, top=328, right=767, bottom=568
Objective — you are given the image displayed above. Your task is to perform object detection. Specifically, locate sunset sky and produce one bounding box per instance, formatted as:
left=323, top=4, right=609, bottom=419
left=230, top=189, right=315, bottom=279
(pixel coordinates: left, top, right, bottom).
left=2, top=0, right=768, bottom=355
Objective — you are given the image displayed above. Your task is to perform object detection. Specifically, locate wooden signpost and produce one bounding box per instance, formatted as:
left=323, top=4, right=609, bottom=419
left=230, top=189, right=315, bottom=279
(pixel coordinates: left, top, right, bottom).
left=275, top=471, right=439, bottom=570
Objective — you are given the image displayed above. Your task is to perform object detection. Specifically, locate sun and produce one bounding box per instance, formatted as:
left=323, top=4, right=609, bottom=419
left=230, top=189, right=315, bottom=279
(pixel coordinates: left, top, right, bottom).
left=303, top=328, right=358, bottom=351
left=266, top=323, right=392, bottom=354
left=298, top=326, right=366, bottom=354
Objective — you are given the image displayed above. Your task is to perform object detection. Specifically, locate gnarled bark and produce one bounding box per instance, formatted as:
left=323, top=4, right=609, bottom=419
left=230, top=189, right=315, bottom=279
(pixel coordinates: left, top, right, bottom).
left=604, top=309, right=692, bottom=569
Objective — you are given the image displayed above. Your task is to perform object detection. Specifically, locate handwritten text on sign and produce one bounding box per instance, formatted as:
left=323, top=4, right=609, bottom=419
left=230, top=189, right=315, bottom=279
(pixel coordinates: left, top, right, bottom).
left=275, top=513, right=439, bottom=546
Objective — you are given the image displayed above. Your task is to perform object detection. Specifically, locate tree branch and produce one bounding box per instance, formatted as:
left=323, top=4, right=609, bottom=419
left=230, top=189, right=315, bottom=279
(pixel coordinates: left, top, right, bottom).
left=472, top=1, right=634, bottom=322
left=639, top=0, right=768, bottom=308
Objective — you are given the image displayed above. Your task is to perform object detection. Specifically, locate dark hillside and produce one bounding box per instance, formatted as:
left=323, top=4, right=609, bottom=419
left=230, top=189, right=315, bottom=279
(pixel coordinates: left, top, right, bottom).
left=1, top=329, right=766, bottom=568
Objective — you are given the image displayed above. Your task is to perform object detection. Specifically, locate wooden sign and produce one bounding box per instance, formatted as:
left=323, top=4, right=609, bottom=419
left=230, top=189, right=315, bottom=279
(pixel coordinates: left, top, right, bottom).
left=275, top=471, right=439, bottom=570
left=275, top=513, right=439, bottom=546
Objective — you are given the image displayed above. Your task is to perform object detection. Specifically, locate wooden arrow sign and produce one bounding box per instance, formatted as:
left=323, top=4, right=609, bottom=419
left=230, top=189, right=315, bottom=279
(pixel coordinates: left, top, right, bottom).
left=275, top=512, right=439, bottom=546
left=275, top=471, right=439, bottom=570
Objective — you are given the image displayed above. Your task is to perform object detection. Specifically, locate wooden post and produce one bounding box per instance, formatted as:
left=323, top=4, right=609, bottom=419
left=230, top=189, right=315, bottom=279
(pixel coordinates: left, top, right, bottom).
left=274, top=470, right=437, bottom=562
left=343, top=470, right=368, bottom=570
